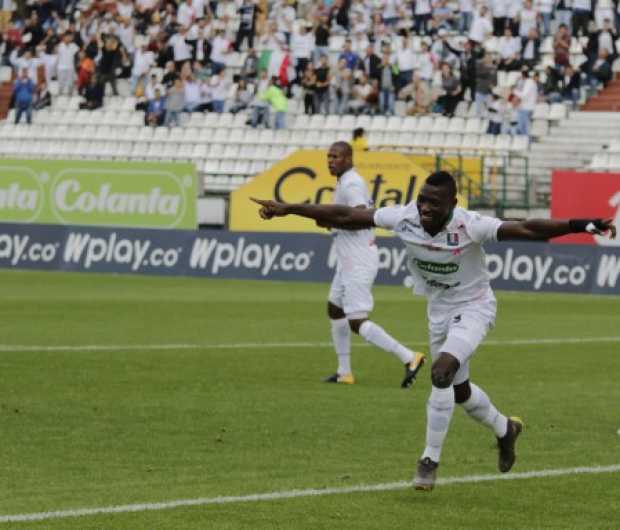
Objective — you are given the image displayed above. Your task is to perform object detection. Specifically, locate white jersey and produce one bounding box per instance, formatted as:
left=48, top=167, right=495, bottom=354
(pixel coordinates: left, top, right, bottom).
left=374, top=204, right=502, bottom=305
left=332, top=168, right=376, bottom=269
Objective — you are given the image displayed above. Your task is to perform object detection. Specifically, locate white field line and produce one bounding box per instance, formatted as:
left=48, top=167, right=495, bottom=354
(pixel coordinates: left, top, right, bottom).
left=0, top=336, right=620, bottom=353
left=1, top=464, right=619, bottom=524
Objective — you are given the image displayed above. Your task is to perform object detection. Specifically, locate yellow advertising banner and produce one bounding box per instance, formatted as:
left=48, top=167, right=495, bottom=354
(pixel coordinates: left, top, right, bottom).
left=230, top=150, right=467, bottom=233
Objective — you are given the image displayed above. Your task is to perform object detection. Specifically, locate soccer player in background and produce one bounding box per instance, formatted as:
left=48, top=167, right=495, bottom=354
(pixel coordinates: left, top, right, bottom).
left=252, top=171, right=616, bottom=490
left=317, top=142, right=426, bottom=388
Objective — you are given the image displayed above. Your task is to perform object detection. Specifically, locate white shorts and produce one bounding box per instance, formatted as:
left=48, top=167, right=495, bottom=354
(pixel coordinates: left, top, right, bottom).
left=427, top=295, right=497, bottom=385
left=328, top=264, right=378, bottom=319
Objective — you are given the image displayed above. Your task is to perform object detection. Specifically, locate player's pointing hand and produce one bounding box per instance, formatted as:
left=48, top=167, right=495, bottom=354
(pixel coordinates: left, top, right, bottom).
left=251, top=198, right=289, bottom=219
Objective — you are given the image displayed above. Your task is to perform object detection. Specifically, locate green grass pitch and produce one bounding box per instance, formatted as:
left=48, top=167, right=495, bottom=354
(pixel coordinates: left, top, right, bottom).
left=0, top=270, right=619, bottom=529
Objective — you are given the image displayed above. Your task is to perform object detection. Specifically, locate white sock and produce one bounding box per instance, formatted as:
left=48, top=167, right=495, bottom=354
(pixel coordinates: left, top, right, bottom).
left=422, top=386, right=455, bottom=463
left=358, top=320, right=414, bottom=364
left=330, top=318, right=351, bottom=375
left=460, top=382, right=508, bottom=438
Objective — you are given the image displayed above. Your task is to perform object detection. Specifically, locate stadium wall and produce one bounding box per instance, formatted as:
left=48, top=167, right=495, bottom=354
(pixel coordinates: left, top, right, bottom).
left=1, top=223, right=619, bottom=295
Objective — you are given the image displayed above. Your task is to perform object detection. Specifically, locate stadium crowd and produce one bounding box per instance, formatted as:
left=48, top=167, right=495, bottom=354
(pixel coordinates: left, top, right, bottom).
left=1, top=0, right=619, bottom=133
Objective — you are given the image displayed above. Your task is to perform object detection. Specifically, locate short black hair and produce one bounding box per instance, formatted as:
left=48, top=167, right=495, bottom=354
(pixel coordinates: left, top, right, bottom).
left=353, top=127, right=365, bottom=139
left=331, top=141, right=353, bottom=158
left=426, top=171, right=457, bottom=197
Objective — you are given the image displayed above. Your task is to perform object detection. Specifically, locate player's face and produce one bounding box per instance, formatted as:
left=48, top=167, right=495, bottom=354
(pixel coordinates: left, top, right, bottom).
left=327, top=146, right=351, bottom=177
left=416, top=184, right=457, bottom=235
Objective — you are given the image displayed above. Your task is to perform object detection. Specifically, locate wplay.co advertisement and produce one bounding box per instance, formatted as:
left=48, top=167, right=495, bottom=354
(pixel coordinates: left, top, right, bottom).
left=0, top=223, right=618, bottom=295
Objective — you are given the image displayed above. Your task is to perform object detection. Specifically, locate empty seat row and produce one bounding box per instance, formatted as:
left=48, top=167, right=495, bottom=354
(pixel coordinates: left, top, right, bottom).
left=589, top=152, right=620, bottom=171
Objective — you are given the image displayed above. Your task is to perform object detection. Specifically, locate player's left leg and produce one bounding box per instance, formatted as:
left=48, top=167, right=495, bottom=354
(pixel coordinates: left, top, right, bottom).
left=455, top=380, right=523, bottom=472
left=343, top=268, right=425, bottom=388
left=448, top=299, right=523, bottom=472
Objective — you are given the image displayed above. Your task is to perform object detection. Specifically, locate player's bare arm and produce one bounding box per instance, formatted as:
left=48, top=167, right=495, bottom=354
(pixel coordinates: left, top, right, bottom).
left=497, top=218, right=616, bottom=241
left=251, top=198, right=376, bottom=230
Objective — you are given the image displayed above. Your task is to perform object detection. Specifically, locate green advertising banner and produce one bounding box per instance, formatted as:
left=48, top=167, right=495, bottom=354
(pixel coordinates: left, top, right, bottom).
left=0, top=159, right=197, bottom=229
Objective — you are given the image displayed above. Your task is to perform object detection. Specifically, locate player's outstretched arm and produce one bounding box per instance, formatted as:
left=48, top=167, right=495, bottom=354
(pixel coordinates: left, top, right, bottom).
left=497, top=218, right=616, bottom=241
left=251, top=198, right=376, bottom=230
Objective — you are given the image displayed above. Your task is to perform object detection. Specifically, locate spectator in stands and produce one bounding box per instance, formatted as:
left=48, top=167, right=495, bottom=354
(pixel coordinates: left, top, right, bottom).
left=57, top=31, right=78, bottom=95
left=183, top=73, right=203, bottom=111
left=301, top=62, right=317, bottom=114
left=560, top=64, right=581, bottom=109
left=433, top=0, right=456, bottom=30
left=595, top=0, right=616, bottom=29
left=76, top=50, right=95, bottom=95
left=538, top=0, right=555, bottom=36
left=315, top=53, right=331, bottom=115
left=240, top=47, right=259, bottom=80
left=332, top=58, right=352, bottom=115
left=514, top=67, right=538, bottom=136
left=413, top=0, right=433, bottom=35
left=229, top=77, right=255, bottom=113
left=396, top=32, right=415, bottom=91
left=458, top=0, right=474, bottom=33
left=210, top=27, right=231, bottom=73
left=469, top=5, right=492, bottom=47
left=33, top=81, right=52, bottom=110
left=169, top=26, right=193, bottom=71
left=475, top=52, right=498, bottom=116
left=417, top=41, right=435, bottom=82
left=209, top=69, right=228, bottom=112
left=79, top=73, right=104, bottom=110
left=542, top=65, right=562, bottom=102
left=378, top=49, right=397, bottom=115
left=235, top=0, right=261, bottom=51
left=487, top=92, right=506, bottom=135
left=13, top=69, right=35, bottom=124
left=98, top=35, right=123, bottom=96
left=518, top=0, right=539, bottom=38
left=491, top=0, right=509, bottom=37
left=254, top=76, right=288, bottom=129
left=351, top=126, right=368, bottom=151
left=349, top=71, right=373, bottom=115
left=498, top=27, right=522, bottom=71
left=399, top=72, right=432, bottom=115
left=146, top=86, right=166, bottom=126
left=162, top=61, right=179, bottom=87
left=291, top=22, right=313, bottom=80
left=339, top=38, right=359, bottom=71
left=431, top=28, right=459, bottom=69
left=131, top=41, right=155, bottom=96
left=359, top=43, right=381, bottom=82
left=572, top=0, right=593, bottom=37
left=586, top=18, right=618, bottom=67
left=436, top=62, right=461, bottom=117
left=313, top=15, right=330, bottom=65
left=589, top=49, right=614, bottom=88
left=556, top=0, right=573, bottom=33
left=521, top=28, right=541, bottom=69
left=553, top=24, right=572, bottom=68
left=165, top=78, right=185, bottom=127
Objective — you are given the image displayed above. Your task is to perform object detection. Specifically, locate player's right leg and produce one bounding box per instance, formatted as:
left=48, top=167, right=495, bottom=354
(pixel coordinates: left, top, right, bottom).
left=414, top=351, right=459, bottom=491
left=324, top=270, right=354, bottom=384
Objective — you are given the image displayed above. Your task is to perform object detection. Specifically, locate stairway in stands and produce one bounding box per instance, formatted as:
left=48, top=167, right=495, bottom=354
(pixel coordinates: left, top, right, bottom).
left=582, top=74, right=620, bottom=111
left=0, top=82, right=12, bottom=120
left=507, top=111, right=620, bottom=206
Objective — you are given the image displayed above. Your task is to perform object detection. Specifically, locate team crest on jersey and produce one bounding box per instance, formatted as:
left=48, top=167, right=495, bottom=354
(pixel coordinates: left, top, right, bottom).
left=447, top=233, right=459, bottom=246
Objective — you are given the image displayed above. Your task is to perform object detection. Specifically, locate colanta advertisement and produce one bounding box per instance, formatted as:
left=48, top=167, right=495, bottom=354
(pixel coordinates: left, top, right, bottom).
left=551, top=171, right=620, bottom=246
left=0, top=160, right=197, bottom=229
left=1, top=223, right=618, bottom=295
left=229, top=150, right=468, bottom=233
